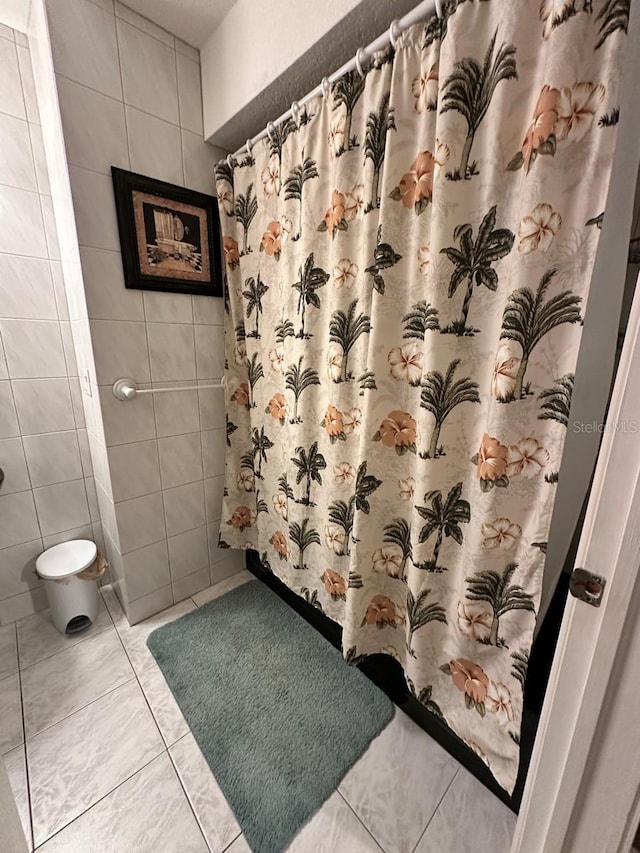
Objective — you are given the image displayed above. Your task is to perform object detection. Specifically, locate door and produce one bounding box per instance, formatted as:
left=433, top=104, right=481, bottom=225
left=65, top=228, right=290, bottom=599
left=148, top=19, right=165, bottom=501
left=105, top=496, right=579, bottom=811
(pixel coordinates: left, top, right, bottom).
left=512, top=7, right=640, bottom=849
left=512, top=267, right=640, bottom=852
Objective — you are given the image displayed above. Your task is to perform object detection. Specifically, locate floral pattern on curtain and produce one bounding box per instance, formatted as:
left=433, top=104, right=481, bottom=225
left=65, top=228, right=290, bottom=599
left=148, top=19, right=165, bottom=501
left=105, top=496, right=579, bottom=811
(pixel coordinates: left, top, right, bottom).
left=215, top=0, right=629, bottom=793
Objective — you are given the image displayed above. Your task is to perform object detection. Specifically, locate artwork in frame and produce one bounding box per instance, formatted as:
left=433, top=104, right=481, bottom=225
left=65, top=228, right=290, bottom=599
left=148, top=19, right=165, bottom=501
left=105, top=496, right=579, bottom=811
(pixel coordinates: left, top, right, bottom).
left=111, top=167, right=223, bottom=297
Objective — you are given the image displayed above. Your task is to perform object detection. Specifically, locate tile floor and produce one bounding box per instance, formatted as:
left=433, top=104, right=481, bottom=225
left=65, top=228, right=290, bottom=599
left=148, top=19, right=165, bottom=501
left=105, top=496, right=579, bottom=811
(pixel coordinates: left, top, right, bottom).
left=1, top=572, right=516, bottom=852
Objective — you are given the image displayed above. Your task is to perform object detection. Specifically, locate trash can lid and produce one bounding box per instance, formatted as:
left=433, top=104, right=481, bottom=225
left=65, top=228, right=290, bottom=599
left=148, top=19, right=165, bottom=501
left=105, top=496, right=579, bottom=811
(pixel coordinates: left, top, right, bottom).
left=36, top=539, right=97, bottom=580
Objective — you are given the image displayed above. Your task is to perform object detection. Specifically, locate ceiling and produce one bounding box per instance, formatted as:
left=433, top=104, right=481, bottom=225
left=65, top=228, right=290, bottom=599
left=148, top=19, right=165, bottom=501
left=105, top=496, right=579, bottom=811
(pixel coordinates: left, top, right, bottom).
left=121, top=0, right=237, bottom=48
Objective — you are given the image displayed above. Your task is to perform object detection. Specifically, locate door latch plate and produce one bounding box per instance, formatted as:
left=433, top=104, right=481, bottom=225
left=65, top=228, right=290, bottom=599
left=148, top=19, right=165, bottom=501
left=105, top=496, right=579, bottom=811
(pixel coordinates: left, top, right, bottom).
left=569, top=568, right=606, bottom=607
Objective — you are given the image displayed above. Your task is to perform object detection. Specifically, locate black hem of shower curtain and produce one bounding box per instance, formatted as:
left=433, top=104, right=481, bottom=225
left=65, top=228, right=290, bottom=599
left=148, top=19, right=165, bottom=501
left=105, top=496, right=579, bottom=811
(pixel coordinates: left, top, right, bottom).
left=245, top=549, right=574, bottom=813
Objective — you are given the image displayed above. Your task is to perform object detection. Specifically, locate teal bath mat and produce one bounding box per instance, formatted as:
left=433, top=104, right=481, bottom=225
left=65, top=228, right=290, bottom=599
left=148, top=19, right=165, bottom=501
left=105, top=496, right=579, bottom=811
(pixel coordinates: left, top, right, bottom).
left=147, top=580, right=393, bottom=853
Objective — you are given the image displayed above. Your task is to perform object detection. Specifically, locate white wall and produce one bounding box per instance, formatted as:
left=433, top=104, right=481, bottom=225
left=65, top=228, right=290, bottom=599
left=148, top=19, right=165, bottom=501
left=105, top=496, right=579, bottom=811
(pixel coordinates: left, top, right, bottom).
left=201, top=0, right=421, bottom=149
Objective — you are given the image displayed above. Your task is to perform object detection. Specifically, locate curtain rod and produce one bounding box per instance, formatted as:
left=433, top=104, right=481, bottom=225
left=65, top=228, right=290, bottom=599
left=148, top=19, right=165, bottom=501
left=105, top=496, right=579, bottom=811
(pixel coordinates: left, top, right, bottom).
left=229, top=0, right=440, bottom=161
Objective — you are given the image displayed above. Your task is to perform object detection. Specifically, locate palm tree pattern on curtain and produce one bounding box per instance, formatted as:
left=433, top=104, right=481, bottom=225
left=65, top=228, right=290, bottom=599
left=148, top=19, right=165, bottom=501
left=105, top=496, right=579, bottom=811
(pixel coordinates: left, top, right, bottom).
left=216, top=0, right=628, bottom=793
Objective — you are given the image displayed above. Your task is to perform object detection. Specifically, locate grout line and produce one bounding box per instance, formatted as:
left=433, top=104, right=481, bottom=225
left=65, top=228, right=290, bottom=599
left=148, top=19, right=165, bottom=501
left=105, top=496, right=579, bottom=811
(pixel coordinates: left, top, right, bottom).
left=23, top=592, right=166, bottom=845
left=220, top=832, right=243, bottom=852
left=409, top=768, right=460, bottom=853
left=105, top=592, right=211, bottom=849
left=111, top=28, right=132, bottom=172
left=113, top=3, right=176, bottom=52
left=24, top=674, right=137, bottom=743
left=165, top=740, right=213, bottom=851
left=14, top=622, right=35, bottom=852
left=9, top=38, right=29, bottom=127
left=32, top=749, right=167, bottom=849
left=17, top=620, right=113, bottom=674
left=336, top=789, right=386, bottom=852
left=55, top=69, right=185, bottom=131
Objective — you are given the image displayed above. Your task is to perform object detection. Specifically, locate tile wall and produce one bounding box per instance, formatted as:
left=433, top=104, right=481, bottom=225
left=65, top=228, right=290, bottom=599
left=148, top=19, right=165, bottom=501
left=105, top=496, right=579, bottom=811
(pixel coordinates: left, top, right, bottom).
left=0, top=28, right=98, bottom=624
left=42, top=0, right=242, bottom=622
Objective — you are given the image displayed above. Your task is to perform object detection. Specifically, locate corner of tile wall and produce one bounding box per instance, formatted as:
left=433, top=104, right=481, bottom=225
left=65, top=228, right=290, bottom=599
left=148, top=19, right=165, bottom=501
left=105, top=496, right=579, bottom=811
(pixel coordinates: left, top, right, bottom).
left=16, top=0, right=235, bottom=626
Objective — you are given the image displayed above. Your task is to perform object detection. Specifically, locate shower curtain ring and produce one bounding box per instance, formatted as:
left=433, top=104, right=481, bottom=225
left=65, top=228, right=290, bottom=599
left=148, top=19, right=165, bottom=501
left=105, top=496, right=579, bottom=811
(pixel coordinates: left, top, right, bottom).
left=266, top=121, right=276, bottom=144
left=355, top=47, right=367, bottom=78
left=435, top=0, right=443, bottom=19
left=389, top=19, right=401, bottom=49
left=291, top=100, right=301, bottom=126
left=245, top=137, right=253, bottom=157
left=226, top=153, right=233, bottom=169
left=321, top=77, right=331, bottom=99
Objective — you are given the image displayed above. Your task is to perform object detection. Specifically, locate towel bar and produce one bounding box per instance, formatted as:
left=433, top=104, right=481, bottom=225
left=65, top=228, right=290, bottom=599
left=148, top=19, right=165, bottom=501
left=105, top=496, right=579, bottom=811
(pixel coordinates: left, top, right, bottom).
left=112, top=377, right=224, bottom=401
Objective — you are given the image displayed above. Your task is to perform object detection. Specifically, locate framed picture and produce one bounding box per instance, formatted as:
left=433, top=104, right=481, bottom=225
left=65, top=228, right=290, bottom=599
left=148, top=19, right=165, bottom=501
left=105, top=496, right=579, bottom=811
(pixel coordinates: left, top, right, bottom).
left=111, top=167, right=222, bottom=297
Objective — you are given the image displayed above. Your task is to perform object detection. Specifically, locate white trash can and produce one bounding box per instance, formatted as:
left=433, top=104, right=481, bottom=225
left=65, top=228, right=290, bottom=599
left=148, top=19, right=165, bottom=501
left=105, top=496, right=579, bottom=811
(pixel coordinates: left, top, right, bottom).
left=36, top=540, right=100, bottom=634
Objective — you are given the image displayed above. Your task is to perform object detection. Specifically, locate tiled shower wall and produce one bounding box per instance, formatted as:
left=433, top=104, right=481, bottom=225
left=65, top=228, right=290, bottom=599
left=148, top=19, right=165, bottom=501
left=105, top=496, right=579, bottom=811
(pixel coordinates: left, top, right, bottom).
left=45, top=0, right=241, bottom=623
left=0, top=28, right=98, bottom=624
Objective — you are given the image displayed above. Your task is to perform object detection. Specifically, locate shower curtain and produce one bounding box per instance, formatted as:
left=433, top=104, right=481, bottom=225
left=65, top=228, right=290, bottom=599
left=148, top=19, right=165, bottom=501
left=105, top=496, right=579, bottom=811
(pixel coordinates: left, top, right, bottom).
left=215, top=0, right=629, bottom=793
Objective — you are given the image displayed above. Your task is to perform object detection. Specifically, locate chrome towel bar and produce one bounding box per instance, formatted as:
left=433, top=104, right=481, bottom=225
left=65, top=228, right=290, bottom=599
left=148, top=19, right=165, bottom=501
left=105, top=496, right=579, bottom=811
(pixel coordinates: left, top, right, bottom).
left=112, top=377, right=224, bottom=401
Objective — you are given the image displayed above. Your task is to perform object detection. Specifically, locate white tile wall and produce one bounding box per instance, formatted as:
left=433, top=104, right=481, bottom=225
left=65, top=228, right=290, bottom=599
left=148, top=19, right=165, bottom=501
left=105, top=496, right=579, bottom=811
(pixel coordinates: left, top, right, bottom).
left=163, top=482, right=206, bottom=539
left=56, top=77, right=129, bottom=176
left=0, top=381, right=20, bottom=438
left=147, top=323, right=196, bottom=383
left=1, top=320, right=66, bottom=379
left=12, top=378, right=76, bottom=435
left=176, top=54, right=203, bottom=136
left=33, top=480, right=91, bottom=537
left=126, top=107, right=183, bottom=185
left=80, top=248, right=143, bottom=322
left=116, top=19, right=179, bottom=124
left=0, top=256, right=57, bottom=320
left=47, top=0, right=122, bottom=99
left=68, top=166, right=121, bottom=251
left=0, top=112, right=37, bottom=191
left=155, top=387, right=200, bottom=438
left=0, top=539, right=43, bottom=600
left=0, top=438, right=30, bottom=494
left=115, top=491, right=166, bottom=554
left=0, top=32, right=91, bottom=623
left=0, top=185, right=48, bottom=258
left=44, top=0, right=238, bottom=621
left=114, top=2, right=174, bottom=47
left=167, top=526, right=208, bottom=581
left=0, top=39, right=26, bottom=119
left=142, top=291, right=193, bottom=325
left=122, top=540, right=171, bottom=601
left=108, top=440, right=161, bottom=502
left=16, top=44, right=40, bottom=124
left=158, top=433, right=203, bottom=489
left=22, top=431, right=83, bottom=488
left=90, top=320, right=151, bottom=385
left=0, top=492, right=41, bottom=550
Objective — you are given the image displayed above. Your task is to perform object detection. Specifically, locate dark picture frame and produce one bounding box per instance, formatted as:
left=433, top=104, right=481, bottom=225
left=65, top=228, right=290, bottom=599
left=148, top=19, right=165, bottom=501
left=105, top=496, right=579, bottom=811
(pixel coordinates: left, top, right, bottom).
left=111, top=167, right=222, bottom=297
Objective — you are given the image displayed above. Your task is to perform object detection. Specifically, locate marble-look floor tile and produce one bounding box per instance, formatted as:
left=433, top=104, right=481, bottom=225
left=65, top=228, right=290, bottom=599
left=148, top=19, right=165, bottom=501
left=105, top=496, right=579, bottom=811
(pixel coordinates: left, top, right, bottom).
left=138, top=660, right=189, bottom=746
left=169, top=733, right=240, bottom=853
left=35, top=752, right=208, bottom=853
left=28, top=679, right=164, bottom=846
left=339, top=710, right=459, bottom=853
left=4, top=744, right=32, bottom=850
left=191, top=571, right=254, bottom=607
left=0, top=672, right=23, bottom=753
left=415, top=767, right=516, bottom=853
left=225, top=835, right=250, bottom=853
left=117, top=598, right=197, bottom=674
left=17, top=597, right=112, bottom=669
left=21, top=628, right=133, bottom=737
left=0, top=622, right=17, bottom=679
left=288, top=791, right=383, bottom=852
